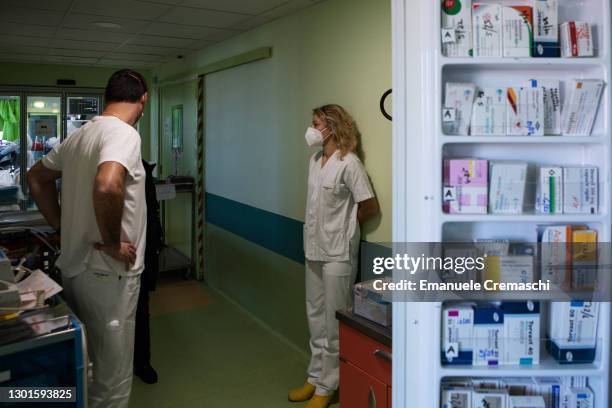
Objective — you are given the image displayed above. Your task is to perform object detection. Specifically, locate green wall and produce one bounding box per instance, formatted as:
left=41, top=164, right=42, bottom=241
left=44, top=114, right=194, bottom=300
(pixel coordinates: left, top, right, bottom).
left=152, top=0, right=391, bottom=351
left=0, top=62, right=153, bottom=160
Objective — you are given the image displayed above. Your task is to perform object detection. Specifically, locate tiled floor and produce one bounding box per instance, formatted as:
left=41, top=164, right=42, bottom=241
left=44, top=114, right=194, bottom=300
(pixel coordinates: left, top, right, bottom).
left=129, top=277, right=339, bottom=408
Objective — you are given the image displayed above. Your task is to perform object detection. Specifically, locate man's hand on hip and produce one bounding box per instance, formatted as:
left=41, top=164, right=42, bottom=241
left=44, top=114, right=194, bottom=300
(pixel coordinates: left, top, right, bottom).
left=94, top=241, right=137, bottom=271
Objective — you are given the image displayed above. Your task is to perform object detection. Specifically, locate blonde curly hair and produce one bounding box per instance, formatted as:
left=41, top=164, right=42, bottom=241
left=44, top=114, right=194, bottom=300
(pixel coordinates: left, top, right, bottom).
left=313, top=104, right=358, bottom=159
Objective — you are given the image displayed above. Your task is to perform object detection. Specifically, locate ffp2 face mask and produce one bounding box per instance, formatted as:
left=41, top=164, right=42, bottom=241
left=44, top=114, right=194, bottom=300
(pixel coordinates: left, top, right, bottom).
left=305, top=127, right=328, bottom=147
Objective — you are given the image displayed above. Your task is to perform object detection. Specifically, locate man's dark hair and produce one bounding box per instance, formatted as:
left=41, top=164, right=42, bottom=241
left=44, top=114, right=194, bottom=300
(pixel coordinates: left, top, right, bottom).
left=104, top=69, right=148, bottom=104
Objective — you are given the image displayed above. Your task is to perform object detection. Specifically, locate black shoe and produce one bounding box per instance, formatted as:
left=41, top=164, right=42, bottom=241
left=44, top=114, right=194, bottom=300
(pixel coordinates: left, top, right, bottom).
left=135, top=365, right=158, bottom=384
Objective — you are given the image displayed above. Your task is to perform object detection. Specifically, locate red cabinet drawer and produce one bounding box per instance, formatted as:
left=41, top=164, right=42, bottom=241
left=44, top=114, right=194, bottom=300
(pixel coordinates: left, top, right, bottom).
left=340, top=360, right=388, bottom=408
left=339, top=323, right=391, bottom=386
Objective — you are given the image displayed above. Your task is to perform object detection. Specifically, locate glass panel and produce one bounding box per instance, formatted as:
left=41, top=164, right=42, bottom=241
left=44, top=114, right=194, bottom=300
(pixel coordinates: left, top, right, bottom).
left=0, top=95, right=22, bottom=212
left=66, top=95, right=100, bottom=136
left=26, top=95, right=61, bottom=209
left=27, top=96, right=61, bottom=166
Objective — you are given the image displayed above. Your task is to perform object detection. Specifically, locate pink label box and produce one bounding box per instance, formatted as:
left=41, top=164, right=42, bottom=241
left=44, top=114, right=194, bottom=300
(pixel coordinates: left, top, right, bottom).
left=443, top=159, right=488, bottom=214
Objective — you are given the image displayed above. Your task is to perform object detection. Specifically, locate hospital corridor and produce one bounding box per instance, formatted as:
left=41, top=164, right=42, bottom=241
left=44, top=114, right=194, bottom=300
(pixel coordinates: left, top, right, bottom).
left=2, top=0, right=608, bottom=406
left=0, top=0, right=391, bottom=407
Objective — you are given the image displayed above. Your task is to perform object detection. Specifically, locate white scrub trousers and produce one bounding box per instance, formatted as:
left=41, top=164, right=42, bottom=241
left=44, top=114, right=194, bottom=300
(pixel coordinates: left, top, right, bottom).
left=62, top=267, right=140, bottom=408
left=305, top=258, right=358, bottom=396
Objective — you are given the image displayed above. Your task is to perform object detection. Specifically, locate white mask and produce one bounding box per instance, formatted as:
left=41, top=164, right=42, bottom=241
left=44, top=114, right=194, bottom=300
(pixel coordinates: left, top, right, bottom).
left=305, top=127, right=328, bottom=147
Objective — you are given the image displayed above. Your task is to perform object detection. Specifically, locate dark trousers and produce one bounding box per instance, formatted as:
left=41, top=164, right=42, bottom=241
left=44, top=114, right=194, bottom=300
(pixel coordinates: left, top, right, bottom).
left=134, top=279, right=151, bottom=370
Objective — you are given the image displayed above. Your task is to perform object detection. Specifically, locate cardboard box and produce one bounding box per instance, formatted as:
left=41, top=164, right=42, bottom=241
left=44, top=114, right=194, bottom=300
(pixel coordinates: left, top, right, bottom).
left=506, top=86, right=521, bottom=135
left=442, top=378, right=473, bottom=388
left=571, top=229, right=598, bottom=290
left=502, top=6, right=534, bottom=58
left=353, top=279, right=392, bottom=327
left=443, top=159, right=488, bottom=214
left=442, top=303, right=474, bottom=365
left=547, top=301, right=599, bottom=364
left=472, top=378, right=503, bottom=390
left=521, top=84, right=545, bottom=136
left=484, top=255, right=534, bottom=286
left=473, top=305, right=503, bottom=366
left=529, top=79, right=561, bottom=135
left=565, top=387, right=594, bottom=408
left=560, top=22, right=593, bottom=57
left=443, top=83, right=477, bottom=135
left=533, top=0, right=560, bottom=57
left=562, top=167, right=598, bottom=214
left=442, top=0, right=473, bottom=57
left=473, top=4, right=503, bottom=57
left=534, top=378, right=561, bottom=408
left=442, top=387, right=472, bottom=408
left=538, top=225, right=572, bottom=288
left=471, top=87, right=506, bottom=135
left=489, top=161, right=528, bottom=214
left=509, top=396, right=546, bottom=408
left=535, top=167, right=563, bottom=214
left=502, top=301, right=540, bottom=366
left=472, top=390, right=508, bottom=408
left=561, top=79, right=605, bottom=136
left=502, top=377, right=537, bottom=396
left=507, top=86, right=544, bottom=136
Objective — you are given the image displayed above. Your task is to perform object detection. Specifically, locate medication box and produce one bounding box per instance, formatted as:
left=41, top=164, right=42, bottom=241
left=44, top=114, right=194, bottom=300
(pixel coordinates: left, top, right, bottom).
left=507, top=86, right=544, bottom=136
left=442, top=387, right=472, bottom=408
left=442, top=0, right=473, bottom=57
left=473, top=4, right=503, bottom=57
left=502, top=301, right=540, bottom=366
left=571, top=229, right=598, bottom=291
left=533, top=0, right=559, bottom=57
left=509, top=396, right=546, bottom=408
left=502, top=377, right=536, bottom=396
left=444, top=83, right=477, bottom=135
left=443, top=159, right=488, bottom=214
left=538, top=225, right=572, bottom=288
left=472, top=390, right=508, bottom=408
left=473, top=305, right=503, bottom=366
left=472, top=378, right=503, bottom=390
left=502, top=6, right=533, bottom=58
left=535, top=167, right=562, bottom=214
left=547, top=301, right=599, bottom=364
left=564, top=387, right=594, bottom=408
left=561, top=22, right=594, bottom=57
left=484, top=255, right=534, bottom=286
left=471, top=87, right=506, bottom=136
left=562, top=167, right=598, bottom=214
left=561, top=79, right=605, bottom=136
left=488, top=161, right=528, bottom=214
left=534, top=377, right=561, bottom=408
left=520, top=84, right=544, bottom=136
left=353, top=279, right=392, bottom=327
left=442, top=304, right=474, bottom=365
left=530, top=79, right=560, bottom=135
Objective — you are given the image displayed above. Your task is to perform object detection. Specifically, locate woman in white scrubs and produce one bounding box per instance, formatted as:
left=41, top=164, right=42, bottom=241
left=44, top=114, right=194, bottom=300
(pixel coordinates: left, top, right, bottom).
left=289, top=104, right=379, bottom=408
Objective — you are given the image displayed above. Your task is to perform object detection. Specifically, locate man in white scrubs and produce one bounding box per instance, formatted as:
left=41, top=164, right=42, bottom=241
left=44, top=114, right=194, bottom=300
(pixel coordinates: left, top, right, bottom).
left=27, top=69, right=148, bottom=408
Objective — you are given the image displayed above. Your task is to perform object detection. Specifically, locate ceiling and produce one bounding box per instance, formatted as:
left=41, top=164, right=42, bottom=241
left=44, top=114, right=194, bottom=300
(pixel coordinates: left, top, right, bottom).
left=0, top=0, right=324, bottom=70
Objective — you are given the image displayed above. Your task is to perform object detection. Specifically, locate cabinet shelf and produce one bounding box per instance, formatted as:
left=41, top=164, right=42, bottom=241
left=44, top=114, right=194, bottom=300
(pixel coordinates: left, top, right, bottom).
left=440, top=214, right=606, bottom=223
left=442, top=136, right=606, bottom=144
left=439, top=355, right=605, bottom=378
left=441, top=57, right=606, bottom=67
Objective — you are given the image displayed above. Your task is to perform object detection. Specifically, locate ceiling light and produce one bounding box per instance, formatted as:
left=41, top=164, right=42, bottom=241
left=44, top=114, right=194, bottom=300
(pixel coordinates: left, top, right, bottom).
left=33, top=101, right=45, bottom=109
left=52, top=109, right=59, bottom=114
left=94, top=21, right=122, bottom=29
